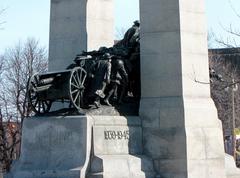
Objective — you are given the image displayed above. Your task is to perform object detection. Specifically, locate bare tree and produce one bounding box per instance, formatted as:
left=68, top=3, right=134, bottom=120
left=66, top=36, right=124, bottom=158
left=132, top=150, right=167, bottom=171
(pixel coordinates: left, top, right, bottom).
left=208, top=30, right=216, bottom=48
left=209, top=49, right=240, bottom=133
left=0, top=38, right=48, bottom=172
left=209, top=51, right=240, bottom=166
left=0, top=8, right=6, bottom=30
left=0, top=38, right=48, bottom=121
left=214, top=0, right=240, bottom=47
left=0, top=55, right=3, bottom=77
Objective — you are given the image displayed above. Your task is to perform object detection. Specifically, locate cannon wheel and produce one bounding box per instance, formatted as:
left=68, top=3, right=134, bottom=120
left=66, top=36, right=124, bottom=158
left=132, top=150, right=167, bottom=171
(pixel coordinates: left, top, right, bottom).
left=28, top=73, right=52, bottom=114
left=69, top=67, right=87, bottom=111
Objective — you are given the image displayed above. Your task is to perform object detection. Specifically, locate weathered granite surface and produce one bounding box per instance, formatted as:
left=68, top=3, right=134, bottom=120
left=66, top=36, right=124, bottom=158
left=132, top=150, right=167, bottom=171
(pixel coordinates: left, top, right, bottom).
left=4, top=116, right=93, bottom=178
left=225, top=154, right=240, bottom=178
left=5, top=115, right=156, bottom=178
left=139, top=0, right=229, bottom=177
left=87, top=116, right=156, bottom=178
left=48, top=0, right=114, bottom=71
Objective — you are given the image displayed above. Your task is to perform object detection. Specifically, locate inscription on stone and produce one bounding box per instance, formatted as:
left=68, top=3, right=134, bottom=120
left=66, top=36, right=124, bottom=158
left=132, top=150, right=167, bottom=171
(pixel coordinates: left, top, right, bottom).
left=104, top=130, right=129, bottom=140
left=34, top=127, right=74, bottom=149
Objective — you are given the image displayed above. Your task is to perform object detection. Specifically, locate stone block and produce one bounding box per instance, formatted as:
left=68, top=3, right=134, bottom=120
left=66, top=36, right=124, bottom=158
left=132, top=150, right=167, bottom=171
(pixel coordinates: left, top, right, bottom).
left=49, top=0, right=114, bottom=71
left=186, top=160, right=208, bottom=178
left=87, top=19, right=114, bottom=50
left=203, top=128, right=225, bottom=159
left=51, top=0, right=86, bottom=19
left=140, top=0, right=180, bottom=33
left=225, top=154, right=240, bottom=178
left=140, top=97, right=185, bottom=129
left=154, top=158, right=187, bottom=177
left=49, top=0, right=87, bottom=71
left=92, top=116, right=141, bottom=126
left=88, top=116, right=156, bottom=178
left=142, top=128, right=187, bottom=159
left=180, top=11, right=206, bottom=34
left=10, top=170, right=80, bottom=178
left=184, top=98, right=222, bottom=128
left=185, top=128, right=206, bottom=160
left=92, top=116, right=142, bottom=155
left=89, top=155, right=155, bottom=178
left=140, top=107, right=160, bottom=128
left=179, top=0, right=205, bottom=13
left=87, top=0, right=113, bottom=20
left=5, top=116, right=93, bottom=178
left=204, top=159, right=226, bottom=178
left=180, top=32, right=208, bottom=55
left=159, top=107, right=184, bottom=129
left=140, top=54, right=182, bottom=98
left=93, top=125, right=142, bottom=155
left=140, top=32, right=181, bottom=55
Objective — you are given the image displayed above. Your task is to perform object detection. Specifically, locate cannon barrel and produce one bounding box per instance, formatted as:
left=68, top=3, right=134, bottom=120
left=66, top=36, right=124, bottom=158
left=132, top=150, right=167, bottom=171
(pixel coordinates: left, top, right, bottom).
left=39, top=77, right=54, bottom=85
left=75, top=55, right=93, bottom=61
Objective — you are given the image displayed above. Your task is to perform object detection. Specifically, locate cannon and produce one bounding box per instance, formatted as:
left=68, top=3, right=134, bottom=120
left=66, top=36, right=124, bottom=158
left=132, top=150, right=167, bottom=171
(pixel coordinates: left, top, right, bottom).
left=28, top=56, right=91, bottom=114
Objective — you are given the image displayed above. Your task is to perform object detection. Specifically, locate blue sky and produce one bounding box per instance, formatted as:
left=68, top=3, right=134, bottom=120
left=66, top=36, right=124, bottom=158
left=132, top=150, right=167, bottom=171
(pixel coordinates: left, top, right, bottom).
left=0, top=0, right=240, bottom=53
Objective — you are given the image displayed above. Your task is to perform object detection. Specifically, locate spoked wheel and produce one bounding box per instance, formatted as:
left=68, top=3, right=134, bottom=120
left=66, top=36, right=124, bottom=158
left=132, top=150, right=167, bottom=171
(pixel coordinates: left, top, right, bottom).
left=28, top=74, right=52, bottom=114
left=69, top=67, right=87, bottom=111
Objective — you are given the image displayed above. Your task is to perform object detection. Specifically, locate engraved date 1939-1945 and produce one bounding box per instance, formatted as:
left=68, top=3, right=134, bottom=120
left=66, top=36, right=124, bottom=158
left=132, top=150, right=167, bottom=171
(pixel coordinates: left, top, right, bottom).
left=104, top=130, right=129, bottom=140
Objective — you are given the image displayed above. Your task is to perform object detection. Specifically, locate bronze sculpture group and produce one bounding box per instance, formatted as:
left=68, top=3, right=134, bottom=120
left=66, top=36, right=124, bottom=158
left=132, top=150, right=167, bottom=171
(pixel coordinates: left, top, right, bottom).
left=71, top=20, right=140, bottom=108
left=28, top=21, right=140, bottom=114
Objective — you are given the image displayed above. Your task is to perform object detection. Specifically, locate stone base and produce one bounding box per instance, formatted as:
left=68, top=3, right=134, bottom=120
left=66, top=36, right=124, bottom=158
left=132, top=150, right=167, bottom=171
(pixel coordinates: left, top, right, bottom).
left=4, top=116, right=92, bottom=178
left=88, top=155, right=155, bottom=178
left=5, top=115, right=156, bottom=178
left=225, top=154, right=240, bottom=178
left=140, top=97, right=227, bottom=178
left=87, top=116, right=156, bottom=178
left=5, top=170, right=80, bottom=178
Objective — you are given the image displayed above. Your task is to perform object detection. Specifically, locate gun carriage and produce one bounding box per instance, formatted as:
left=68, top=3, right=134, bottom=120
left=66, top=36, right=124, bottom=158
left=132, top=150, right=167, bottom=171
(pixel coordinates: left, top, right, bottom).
left=28, top=56, right=91, bottom=114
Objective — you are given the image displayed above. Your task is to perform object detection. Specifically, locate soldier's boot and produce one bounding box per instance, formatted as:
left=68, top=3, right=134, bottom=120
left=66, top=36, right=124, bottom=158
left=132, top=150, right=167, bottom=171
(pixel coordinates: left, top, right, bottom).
left=94, top=97, right=101, bottom=108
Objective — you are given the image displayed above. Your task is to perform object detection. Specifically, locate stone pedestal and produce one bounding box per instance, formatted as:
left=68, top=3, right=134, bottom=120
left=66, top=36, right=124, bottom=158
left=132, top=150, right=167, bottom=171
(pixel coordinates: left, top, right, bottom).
left=4, top=116, right=92, bottom=178
left=87, top=116, right=156, bottom=178
left=5, top=115, right=155, bottom=178
left=139, top=0, right=227, bottom=177
left=48, top=0, right=114, bottom=71
left=225, top=154, right=240, bottom=178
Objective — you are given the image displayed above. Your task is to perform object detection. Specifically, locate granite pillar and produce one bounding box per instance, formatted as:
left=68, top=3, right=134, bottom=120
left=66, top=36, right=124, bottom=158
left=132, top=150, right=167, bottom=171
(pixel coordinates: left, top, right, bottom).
left=139, top=0, right=226, bottom=177
left=48, top=0, right=114, bottom=71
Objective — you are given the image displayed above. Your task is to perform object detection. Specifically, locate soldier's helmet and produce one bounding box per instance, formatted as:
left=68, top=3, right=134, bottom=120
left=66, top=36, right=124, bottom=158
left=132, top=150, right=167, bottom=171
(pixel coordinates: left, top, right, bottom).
left=133, top=20, right=140, bottom=26
left=103, top=53, right=112, bottom=59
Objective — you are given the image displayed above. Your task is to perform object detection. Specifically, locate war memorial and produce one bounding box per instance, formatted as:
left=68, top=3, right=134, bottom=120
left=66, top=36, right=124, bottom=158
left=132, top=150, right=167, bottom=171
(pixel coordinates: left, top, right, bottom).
left=4, top=0, right=240, bottom=178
